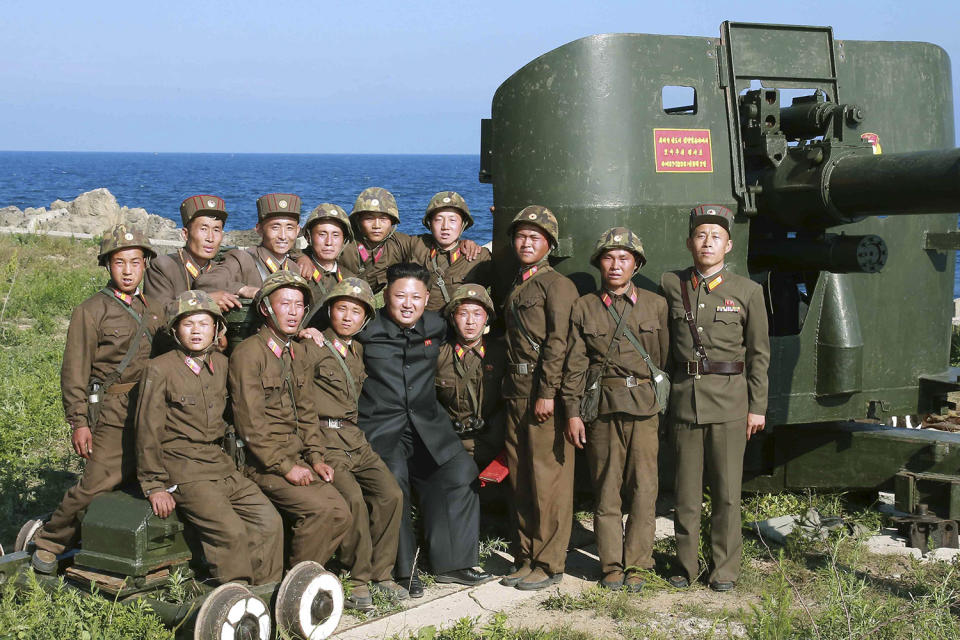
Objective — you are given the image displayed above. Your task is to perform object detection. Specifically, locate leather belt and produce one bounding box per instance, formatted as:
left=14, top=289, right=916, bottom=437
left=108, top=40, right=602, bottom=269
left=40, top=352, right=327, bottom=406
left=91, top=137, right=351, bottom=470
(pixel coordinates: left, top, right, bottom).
left=508, top=363, right=536, bottom=375
left=318, top=418, right=353, bottom=429
left=105, top=382, right=138, bottom=394
left=601, top=375, right=643, bottom=388
left=685, top=361, right=744, bottom=375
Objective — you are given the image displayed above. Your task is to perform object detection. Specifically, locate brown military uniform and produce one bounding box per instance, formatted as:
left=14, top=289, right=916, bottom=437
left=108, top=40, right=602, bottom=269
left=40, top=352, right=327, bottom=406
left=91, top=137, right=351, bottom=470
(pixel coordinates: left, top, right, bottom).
left=503, top=261, right=579, bottom=575
left=339, top=230, right=416, bottom=293
left=660, top=267, right=769, bottom=584
left=34, top=287, right=162, bottom=554
left=196, top=246, right=299, bottom=296
left=301, top=256, right=358, bottom=329
left=229, top=327, right=352, bottom=566
left=136, top=349, right=283, bottom=585
left=561, top=285, right=668, bottom=580
left=312, top=328, right=403, bottom=584
left=409, top=236, right=495, bottom=312
left=143, top=248, right=214, bottom=309
left=435, top=337, right=507, bottom=469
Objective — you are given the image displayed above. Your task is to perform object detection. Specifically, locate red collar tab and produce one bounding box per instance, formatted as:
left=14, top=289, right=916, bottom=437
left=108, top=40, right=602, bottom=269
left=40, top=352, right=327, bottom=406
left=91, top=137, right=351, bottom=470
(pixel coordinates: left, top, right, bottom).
left=431, top=246, right=461, bottom=264
left=520, top=265, right=540, bottom=282
left=691, top=270, right=724, bottom=292
left=267, top=336, right=292, bottom=359
left=332, top=338, right=348, bottom=358
left=358, top=244, right=385, bottom=264
left=112, top=287, right=141, bottom=306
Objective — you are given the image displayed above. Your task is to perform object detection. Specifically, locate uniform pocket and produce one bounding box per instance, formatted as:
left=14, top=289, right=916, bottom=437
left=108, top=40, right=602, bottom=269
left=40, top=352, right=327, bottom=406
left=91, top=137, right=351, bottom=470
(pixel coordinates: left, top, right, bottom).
left=713, top=310, right=741, bottom=325
left=261, top=375, right=283, bottom=390
left=102, top=326, right=132, bottom=339
left=166, top=392, right=198, bottom=408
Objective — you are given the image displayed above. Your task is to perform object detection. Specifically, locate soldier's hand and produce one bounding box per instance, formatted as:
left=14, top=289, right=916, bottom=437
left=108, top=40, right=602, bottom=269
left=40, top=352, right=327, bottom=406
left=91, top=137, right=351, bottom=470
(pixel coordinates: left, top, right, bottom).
left=566, top=417, right=587, bottom=449
left=72, top=426, right=93, bottom=459
left=534, top=398, right=555, bottom=423
left=460, top=238, right=482, bottom=261
left=312, top=462, right=335, bottom=482
left=747, top=413, right=766, bottom=440
left=298, top=327, right=325, bottom=347
left=238, top=285, right=260, bottom=299
left=148, top=491, right=176, bottom=519
left=209, top=290, right=243, bottom=311
left=296, top=255, right=314, bottom=279
left=284, top=464, right=315, bottom=486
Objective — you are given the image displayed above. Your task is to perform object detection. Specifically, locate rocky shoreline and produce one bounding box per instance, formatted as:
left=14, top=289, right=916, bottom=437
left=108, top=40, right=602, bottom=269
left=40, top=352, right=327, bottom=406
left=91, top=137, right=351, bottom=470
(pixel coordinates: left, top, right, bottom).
left=0, top=188, right=261, bottom=247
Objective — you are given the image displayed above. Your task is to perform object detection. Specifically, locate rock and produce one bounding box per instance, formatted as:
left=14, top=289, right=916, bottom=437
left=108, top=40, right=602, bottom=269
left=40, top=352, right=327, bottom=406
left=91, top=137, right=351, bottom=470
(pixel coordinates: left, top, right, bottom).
left=751, top=515, right=799, bottom=545
left=924, top=546, right=960, bottom=563
left=51, top=188, right=119, bottom=223
left=0, top=206, right=23, bottom=227
left=865, top=529, right=922, bottom=559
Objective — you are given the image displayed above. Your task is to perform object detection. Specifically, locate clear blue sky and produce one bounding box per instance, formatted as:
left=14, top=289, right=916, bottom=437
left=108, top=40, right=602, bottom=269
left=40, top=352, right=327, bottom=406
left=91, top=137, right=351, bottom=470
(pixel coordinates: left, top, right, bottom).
left=2, top=0, right=957, bottom=153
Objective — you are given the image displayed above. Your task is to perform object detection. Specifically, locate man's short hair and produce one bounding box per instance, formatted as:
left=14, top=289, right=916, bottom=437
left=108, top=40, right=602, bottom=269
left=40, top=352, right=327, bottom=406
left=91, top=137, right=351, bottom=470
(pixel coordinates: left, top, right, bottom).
left=387, top=263, right=431, bottom=288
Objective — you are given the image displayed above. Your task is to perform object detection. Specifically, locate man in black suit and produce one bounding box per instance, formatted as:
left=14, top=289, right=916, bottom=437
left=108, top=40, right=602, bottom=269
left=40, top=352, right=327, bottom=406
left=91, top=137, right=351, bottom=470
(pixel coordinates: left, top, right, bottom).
left=357, top=263, right=490, bottom=597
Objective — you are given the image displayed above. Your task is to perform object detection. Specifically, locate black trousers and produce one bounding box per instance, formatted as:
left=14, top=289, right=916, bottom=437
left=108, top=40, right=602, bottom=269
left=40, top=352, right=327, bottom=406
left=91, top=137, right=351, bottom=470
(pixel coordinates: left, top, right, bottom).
left=379, top=427, right=480, bottom=576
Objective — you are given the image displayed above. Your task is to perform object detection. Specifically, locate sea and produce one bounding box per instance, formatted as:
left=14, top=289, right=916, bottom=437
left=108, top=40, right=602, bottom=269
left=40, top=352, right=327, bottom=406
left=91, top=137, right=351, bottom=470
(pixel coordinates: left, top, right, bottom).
left=0, top=151, right=495, bottom=244
left=1, top=151, right=958, bottom=296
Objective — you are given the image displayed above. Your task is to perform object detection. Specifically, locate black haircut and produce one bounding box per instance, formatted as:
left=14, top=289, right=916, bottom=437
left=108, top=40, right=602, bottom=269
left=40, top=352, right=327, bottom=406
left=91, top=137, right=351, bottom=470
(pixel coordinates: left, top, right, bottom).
left=386, top=262, right=431, bottom=287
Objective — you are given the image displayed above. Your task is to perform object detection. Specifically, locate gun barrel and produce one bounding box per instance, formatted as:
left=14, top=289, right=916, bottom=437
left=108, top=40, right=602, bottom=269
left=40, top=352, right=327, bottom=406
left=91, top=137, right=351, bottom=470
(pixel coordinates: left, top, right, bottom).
left=828, top=149, right=960, bottom=218
left=750, top=234, right=888, bottom=274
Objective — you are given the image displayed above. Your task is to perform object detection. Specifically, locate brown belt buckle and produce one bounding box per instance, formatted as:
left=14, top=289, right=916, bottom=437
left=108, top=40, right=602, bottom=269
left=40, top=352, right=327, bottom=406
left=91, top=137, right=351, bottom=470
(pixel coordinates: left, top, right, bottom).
left=514, top=363, right=531, bottom=375
left=326, top=419, right=341, bottom=429
left=624, top=375, right=640, bottom=388
left=686, top=361, right=700, bottom=376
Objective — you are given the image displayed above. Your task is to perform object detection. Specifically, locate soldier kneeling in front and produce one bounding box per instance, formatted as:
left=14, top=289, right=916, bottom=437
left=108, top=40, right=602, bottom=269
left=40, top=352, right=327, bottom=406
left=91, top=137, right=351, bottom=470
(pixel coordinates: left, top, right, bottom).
left=136, top=290, right=283, bottom=585
left=309, top=278, right=407, bottom=609
left=229, top=271, right=353, bottom=568
left=435, top=284, right=506, bottom=471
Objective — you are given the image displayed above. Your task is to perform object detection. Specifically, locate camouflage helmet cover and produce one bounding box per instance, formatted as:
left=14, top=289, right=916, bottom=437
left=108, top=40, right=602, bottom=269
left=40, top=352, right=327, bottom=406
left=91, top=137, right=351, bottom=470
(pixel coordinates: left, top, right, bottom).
left=256, top=193, right=302, bottom=224
left=98, top=223, right=156, bottom=266
left=444, top=284, right=496, bottom=322
left=350, top=187, right=400, bottom=225
left=589, top=226, right=647, bottom=268
left=509, top=205, right=560, bottom=248
left=255, top=270, right=313, bottom=308
left=689, top=204, right=734, bottom=236
left=303, top=203, right=354, bottom=242
left=321, top=277, right=376, bottom=318
left=165, top=289, right=225, bottom=331
left=422, top=191, right=473, bottom=231
left=180, top=194, right=227, bottom=226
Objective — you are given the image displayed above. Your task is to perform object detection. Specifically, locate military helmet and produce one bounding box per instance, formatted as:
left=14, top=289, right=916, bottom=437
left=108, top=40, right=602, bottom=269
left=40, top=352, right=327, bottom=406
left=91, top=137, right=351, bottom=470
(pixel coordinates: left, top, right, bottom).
left=422, top=191, right=473, bottom=231
left=255, top=271, right=313, bottom=308
left=256, top=193, right=302, bottom=224
left=444, top=284, right=496, bottom=322
left=180, top=194, right=227, bottom=227
left=165, top=289, right=225, bottom=332
left=321, top=277, right=376, bottom=319
left=302, top=203, right=354, bottom=242
left=689, top=204, right=734, bottom=236
left=508, top=205, right=559, bottom=248
left=350, top=187, right=400, bottom=225
left=98, top=223, right=156, bottom=266
left=589, top=227, right=647, bottom=269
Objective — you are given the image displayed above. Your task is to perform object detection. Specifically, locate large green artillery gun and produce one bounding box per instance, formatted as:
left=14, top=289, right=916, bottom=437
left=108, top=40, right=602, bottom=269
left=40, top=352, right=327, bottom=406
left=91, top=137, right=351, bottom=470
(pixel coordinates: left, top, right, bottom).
left=480, top=22, right=960, bottom=540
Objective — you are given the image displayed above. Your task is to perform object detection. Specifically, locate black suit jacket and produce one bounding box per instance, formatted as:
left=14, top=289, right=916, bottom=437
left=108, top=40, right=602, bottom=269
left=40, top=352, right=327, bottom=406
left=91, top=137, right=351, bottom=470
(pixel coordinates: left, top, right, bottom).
left=357, top=310, right=464, bottom=466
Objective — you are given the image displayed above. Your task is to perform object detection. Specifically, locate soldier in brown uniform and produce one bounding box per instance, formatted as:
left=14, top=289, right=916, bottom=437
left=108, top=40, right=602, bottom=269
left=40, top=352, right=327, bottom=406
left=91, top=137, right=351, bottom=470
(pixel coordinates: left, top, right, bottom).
left=435, top=284, right=506, bottom=469
left=144, top=195, right=241, bottom=311
left=308, top=277, right=406, bottom=609
left=32, top=225, right=162, bottom=573
left=196, top=193, right=302, bottom=299
left=562, top=228, right=669, bottom=592
left=136, top=290, right=283, bottom=585
left=501, top=206, right=580, bottom=590
left=409, top=192, right=494, bottom=312
left=300, top=204, right=357, bottom=302
left=229, top=271, right=352, bottom=567
left=660, top=205, right=769, bottom=592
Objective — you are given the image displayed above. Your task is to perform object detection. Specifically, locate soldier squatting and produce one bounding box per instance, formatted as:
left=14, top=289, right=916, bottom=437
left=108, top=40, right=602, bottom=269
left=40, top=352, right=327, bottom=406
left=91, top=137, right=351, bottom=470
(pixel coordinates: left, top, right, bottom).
left=28, top=188, right=769, bottom=608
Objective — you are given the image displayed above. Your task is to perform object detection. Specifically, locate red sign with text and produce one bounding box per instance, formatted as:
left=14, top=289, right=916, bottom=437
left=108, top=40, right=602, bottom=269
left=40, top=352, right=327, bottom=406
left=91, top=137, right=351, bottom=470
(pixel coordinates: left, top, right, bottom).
left=654, top=128, right=713, bottom=173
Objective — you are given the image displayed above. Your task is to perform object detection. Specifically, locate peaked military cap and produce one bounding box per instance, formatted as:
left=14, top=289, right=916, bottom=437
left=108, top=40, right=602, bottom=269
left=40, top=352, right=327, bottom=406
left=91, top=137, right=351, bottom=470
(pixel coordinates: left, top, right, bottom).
left=98, top=223, right=156, bottom=266
left=509, top=205, right=559, bottom=248
left=590, top=227, right=646, bottom=268
left=422, top=191, right=473, bottom=230
left=180, top=194, right=227, bottom=226
left=255, top=271, right=313, bottom=307
left=256, top=193, right=302, bottom=224
left=689, top=204, right=734, bottom=235
left=350, top=187, right=400, bottom=225
left=321, top=277, right=376, bottom=318
left=165, top=289, right=225, bottom=331
left=444, top=283, right=496, bottom=322
left=303, top=203, right=354, bottom=242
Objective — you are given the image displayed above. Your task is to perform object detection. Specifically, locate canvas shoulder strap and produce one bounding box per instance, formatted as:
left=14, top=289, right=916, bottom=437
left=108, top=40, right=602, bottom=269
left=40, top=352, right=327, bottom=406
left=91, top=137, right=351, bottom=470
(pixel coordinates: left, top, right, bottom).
left=97, top=288, right=152, bottom=386
left=325, top=341, right=359, bottom=407
left=605, top=302, right=656, bottom=377
left=679, top=271, right=710, bottom=363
